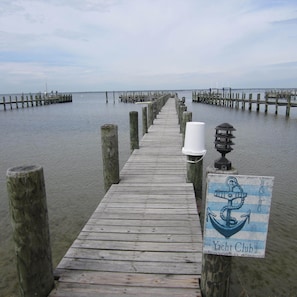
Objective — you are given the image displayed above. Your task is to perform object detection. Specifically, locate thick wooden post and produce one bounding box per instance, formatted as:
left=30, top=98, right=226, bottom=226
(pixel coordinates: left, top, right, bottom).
left=130, top=111, right=139, bottom=152
left=201, top=166, right=238, bottom=297
left=186, top=155, right=203, bottom=210
left=182, top=111, right=192, bottom=145
left=241, top=93, right=245, bottom=110
left=248, top=93, right=252, bottom=111
left=6, top=165, right=54, bottom=297
left=3, top=96, right=6, bottom=111
left=179, top=105, right=187, bottom=131
left=148, top=102, right=153, bottom=128
left=142, top=106, right=148, bottom=135
left=286, top=94, right=291, bottom=117
left=256, top=93, right=260, bottom=112
left=265, top=93, right=268, bottom=113
left=101, top=124, right=120, bottom=192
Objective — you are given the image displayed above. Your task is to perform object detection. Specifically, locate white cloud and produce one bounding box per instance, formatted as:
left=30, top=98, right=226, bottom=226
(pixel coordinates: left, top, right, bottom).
left=1, top=0, right=297, bottom=92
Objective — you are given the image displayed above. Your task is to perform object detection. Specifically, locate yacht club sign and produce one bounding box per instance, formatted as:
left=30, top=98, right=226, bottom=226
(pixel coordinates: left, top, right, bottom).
left=203, top=174, right=274, bottom=258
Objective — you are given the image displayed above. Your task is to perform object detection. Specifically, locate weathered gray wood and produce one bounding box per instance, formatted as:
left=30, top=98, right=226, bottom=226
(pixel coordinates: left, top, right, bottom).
left=55, top=270, right=200, bottom=288
left=147, top=102, right=153, bottom=127
left=101, top=124, right=120, bottom=192
left=182, top=111, right=192, bottom=144
left=129, top=111, right=139, bottom=152
left=200, top=166, right=238, bottom=297
left=142, top=106, right=148, bottom=135
left=48, top=98, right=202, bottom=297
left=6, top=165, right=54, bottom=297
left=186, top=155, right=203, bottom=210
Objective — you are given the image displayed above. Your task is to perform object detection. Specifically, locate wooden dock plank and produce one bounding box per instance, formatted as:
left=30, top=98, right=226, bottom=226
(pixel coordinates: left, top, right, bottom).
left=48, top=97, right=202, bottom=297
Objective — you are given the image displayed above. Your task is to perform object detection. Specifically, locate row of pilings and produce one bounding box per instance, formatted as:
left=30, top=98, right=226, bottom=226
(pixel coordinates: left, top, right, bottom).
left=0, top=93, right=72, bottom=111
left=192, top=89, right=297, bottom=117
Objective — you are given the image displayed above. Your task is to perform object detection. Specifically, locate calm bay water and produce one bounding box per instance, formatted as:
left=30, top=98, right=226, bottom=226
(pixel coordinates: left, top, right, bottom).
left=0, top=91, right=296, bottom=296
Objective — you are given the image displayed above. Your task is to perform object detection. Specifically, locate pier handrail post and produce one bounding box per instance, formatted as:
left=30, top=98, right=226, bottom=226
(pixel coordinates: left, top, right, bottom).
left=6, top=165, right=54, bottom=297
left=130, top=111, right=139, bottom=152
left=142, top=106, right=148, bottom=135
left=101, top=124, right=120, bottom=192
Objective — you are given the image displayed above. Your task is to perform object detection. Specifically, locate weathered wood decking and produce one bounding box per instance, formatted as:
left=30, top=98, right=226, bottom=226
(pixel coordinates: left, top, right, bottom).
left=49, top=98, right=202, bottom=297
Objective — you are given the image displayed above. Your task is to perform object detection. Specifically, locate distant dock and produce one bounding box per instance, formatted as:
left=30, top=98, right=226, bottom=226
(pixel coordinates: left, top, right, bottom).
left=119, top=91, right=174, bottom=103
left=48, top=97, right=203, bottom=297
left=0, top=93, right=72, bottom=111
left=192, top=89, right=297, bottom=117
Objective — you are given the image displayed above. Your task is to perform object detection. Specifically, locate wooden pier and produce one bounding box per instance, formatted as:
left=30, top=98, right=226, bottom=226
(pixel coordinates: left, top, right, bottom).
left=48, top=97, right=202, bottom=297
left=119, top=91, right=174, bottom=103
left=192, top=90, right=297, bottom=117
left=0, top=93, right=72, bottom=111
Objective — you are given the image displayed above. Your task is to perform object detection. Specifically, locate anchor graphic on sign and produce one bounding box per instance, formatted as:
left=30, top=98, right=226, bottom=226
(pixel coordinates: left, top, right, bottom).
left=207, top=176, right=251, bottom=238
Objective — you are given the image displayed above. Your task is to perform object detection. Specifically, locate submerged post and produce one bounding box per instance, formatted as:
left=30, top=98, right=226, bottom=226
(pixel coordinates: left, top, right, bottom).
left=6, top=165, right=54, bottom=297
left=130, top=111, right=139, bottom=152
left=101, top=124, right=120, bottom=192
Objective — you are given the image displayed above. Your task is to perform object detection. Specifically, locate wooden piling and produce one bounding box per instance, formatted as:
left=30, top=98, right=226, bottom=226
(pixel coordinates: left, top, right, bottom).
left=186, top=155, right=203, bottom=210
left=3, top=96, right=6, bottom=111
left=142, top=106, right=148, bottom=135
left=201, top=166, right=238, bottom=297
left=182, top=111, right=192, bottom=145
left=257, top=93, right=260, bottom=112
left=248, top=93, right=252, bottom=111
left=101, top=124, right=120, bottom=192
left=286, top=94, right=291, bottom=117
left=148, top=102, right=153, bottom=128
left=6, top=165, right=54, bottom=297
left=265, top=93, right=268, bottom=113
left=129, top=111, right=139, bottom=152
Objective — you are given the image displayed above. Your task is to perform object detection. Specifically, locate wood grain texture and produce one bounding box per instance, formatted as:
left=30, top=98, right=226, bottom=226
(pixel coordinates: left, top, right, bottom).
left=48, top=97, right=202, bottom=297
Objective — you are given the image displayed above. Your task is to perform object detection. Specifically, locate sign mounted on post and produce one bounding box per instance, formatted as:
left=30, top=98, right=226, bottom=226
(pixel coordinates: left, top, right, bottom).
left=203, top=174, right=274, bottom=258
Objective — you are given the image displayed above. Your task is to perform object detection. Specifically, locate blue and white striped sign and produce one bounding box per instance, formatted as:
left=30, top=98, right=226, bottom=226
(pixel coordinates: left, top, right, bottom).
left=203, top=174, right=274, bottom=258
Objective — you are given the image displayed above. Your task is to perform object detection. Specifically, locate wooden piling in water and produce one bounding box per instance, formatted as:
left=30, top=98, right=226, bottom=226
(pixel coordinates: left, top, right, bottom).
left=129, top=111, right=139, bottom=152
left=142, top=106, right=148, bottom=135
left=6, top=165, right=54, bottom=297
left=101, top=124, right=120, bottom=192
left=182, top=111, right=192, bottom=145
left=286, top=94, right=291, bottom=117
left=187, top=155, right=203, bottom=210
left=257, top=93, right=260, bottom=112
left=201, top=166, right=238, bottom=297
left=148, top=102, right=153, bottom=128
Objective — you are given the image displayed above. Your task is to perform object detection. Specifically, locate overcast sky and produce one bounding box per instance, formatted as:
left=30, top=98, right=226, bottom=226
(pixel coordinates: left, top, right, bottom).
left=1, top=0, right=297, bottom=93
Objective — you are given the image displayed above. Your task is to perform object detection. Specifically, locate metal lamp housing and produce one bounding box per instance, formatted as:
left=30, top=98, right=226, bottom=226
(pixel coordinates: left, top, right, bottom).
left=214, top=123, right=236, bottom=170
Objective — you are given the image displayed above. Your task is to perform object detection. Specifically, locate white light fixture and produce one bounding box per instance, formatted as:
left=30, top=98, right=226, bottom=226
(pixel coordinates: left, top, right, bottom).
left=182, top=122, right=207, bottom=157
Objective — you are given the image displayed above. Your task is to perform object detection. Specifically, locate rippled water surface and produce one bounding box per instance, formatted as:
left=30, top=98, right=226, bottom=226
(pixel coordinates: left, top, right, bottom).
left=0, top=91, right=296, bottom=296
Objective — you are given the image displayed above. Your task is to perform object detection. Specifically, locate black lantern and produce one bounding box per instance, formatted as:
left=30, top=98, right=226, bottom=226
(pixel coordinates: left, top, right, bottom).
left=214, top=123, right=236, bottom=170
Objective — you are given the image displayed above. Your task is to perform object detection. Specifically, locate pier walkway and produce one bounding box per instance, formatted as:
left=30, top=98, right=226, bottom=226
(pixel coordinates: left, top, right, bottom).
left=49, top=98, right=203, bottom=297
